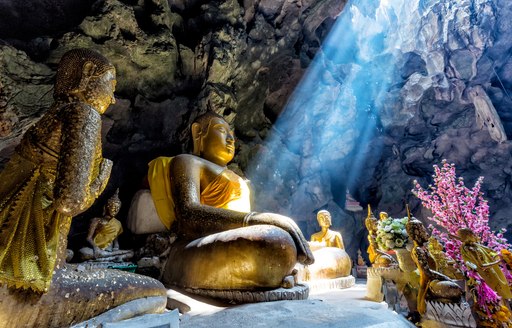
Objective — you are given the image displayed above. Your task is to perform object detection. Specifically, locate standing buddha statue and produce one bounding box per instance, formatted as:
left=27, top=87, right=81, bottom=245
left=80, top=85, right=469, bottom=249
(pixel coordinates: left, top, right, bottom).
left=0, top=48, right=166, bottom=328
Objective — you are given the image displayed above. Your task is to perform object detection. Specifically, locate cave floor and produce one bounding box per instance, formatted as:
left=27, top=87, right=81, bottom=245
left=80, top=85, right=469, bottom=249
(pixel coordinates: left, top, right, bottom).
left=168, top=279, right=414, bottom=328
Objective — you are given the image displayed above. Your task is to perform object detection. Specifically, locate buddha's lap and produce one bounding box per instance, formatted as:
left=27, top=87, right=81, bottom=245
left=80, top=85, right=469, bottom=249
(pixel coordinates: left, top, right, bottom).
left=164, top=225, right=297, bottom=289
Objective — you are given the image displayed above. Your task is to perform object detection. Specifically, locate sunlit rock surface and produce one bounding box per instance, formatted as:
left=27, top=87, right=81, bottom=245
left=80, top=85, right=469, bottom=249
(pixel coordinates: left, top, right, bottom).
left=0, top=0, right=512, bottom=260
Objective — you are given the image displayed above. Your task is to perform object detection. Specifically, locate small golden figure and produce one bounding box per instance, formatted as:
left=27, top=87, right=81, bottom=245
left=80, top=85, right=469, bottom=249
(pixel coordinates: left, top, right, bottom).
left=406, top=219, right=463, bottom=314
left=147, top=112, right=314, bottom=293
left=304, top=210, right=351, bottom=281
left=80, top=189, right=134, bottom=261
left=310, top=210, right=344, bottom=250
left=428, top=236, right=463, bottom=280
left=365, top=205, right=396, bottom=268
left=458, top=228, right=512, bottom=300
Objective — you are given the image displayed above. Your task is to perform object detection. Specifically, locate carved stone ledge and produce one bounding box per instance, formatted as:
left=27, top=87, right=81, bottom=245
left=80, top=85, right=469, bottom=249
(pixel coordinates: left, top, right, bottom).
left=421, top=300, right=477, bottom=328
left=305, top=275, right=355, bottom=291
left=184, top=284, right=310, bottom=304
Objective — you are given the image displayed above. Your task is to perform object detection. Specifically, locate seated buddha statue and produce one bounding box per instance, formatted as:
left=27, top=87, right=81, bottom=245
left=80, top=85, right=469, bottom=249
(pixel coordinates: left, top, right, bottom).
left=365, top=206, right=396, bottom=268
left=146, top=112, right=314, bottom=294
left=305, top=210, right=351, bottom=280
left=310, top=210, right=344, bottom=250
left=458, top=228, right=512, bottom=300
left=427, top=236, right=463, bottom=280
left=406, top=219, right=463, bottom=314
left=0, top=49, right=166, bottom=327
left=80, top=189, right=134, bottom=262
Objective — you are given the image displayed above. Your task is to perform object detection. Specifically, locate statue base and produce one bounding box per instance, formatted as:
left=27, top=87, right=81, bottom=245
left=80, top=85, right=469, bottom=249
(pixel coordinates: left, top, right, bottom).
left=421, top=300, right=476, bottom=328
left=365, top=266, right=401, bottom=302
left=77, top=261, right=137, bottom=272
left=305, top=275, right=355, bottom=291
left=71, top=296, right=169, bottom=328
left=183, top=284, right=310, bottom=304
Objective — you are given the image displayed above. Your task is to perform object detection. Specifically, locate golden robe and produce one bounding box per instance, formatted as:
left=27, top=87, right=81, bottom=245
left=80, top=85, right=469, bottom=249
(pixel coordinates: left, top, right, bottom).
left=0, top=152, right=62, bottom=293
left=147, top=156, right=250, bottom=230
left=93, top=218, right=123, bottom=249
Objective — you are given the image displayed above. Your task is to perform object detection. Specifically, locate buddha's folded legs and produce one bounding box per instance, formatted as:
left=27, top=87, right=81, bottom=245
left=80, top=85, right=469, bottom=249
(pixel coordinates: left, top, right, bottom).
left=164, top=225, right=297, bottom=290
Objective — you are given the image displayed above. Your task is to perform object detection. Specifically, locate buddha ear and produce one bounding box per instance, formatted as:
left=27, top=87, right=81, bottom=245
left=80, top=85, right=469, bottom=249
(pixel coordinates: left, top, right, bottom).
left=191, top=122, right=202, bottom=155
left=77, top=61, right=97, bottom=92
left=82, top=61, right=97, bottom=77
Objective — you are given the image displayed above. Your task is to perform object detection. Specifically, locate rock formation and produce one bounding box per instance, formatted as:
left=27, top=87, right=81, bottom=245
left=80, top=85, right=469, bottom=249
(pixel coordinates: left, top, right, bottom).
left=1, top=0, right=512, bottom=262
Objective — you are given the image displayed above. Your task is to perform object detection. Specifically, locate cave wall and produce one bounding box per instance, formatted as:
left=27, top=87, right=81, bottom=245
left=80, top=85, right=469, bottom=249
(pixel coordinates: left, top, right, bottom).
left=0, top=0, right=349, bottom=248
left=1, top=0, right=512, bottom=260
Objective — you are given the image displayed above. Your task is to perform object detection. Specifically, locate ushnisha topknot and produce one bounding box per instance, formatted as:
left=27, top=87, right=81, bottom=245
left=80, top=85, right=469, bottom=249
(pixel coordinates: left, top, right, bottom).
left=54, top=48, right=115, bottom=99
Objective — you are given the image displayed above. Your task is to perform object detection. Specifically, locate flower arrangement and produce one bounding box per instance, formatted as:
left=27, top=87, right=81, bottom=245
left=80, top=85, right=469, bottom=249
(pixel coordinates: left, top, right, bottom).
left=412, top=159, right=512, bottom=326
left=376, top=216, right=409, bottom=251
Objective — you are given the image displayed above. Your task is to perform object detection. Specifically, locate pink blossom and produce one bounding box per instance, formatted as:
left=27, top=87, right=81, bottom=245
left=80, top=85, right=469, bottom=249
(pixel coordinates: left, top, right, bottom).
left=412, top=160, right=511, bottom=315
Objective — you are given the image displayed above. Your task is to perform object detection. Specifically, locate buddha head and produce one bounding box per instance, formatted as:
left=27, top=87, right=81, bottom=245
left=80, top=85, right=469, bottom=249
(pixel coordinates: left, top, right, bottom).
left=54, top=48, right=116, bottom=114
left=379, top=212, right=388, bottom=221
left=191, top=112, right=235, bottom=166
left=406, top=218, right=429, bottom=245
left=316, top=210, right=332, bottom=229
left=104, top=189, right=121, bottom=218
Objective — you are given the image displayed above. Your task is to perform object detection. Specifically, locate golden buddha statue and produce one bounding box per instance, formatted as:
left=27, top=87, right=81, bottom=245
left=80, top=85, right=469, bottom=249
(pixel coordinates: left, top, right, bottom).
left=80, top=189, right=134, bottom=261
left=310, top=210, right=344, bottom=250
left=365, top=206, right=396, bottom=268
left=458, top=228, right=512, bottom=300
left=379, top=211, right=389, bottom=221
left=147, top=112, right=314, bottom=294
left=0, top=49, right=166, bottom=327
left=406, top=219, right=462, bottom=314
left=427, top=236, right=463, bottom=280
left=304, top=210, right=351, bottom=281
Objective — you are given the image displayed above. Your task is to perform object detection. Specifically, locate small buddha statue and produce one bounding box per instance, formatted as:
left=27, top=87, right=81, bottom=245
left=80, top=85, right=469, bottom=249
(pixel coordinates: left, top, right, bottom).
left=0, top=49, right=166, bottom=327
left=458, top=228, right=512, bottom=300
left=310, top=210, right=344, bottom=250
left=80, top=189, right=134, bottom=262
left=406, top=219, right=463, bottom=314
left=365, top=206, right=396, bottom=268
left=379, top=211, right=389, bottom=221
left=427, top=236, right=463, bottom=280
left=304, top=210, right=351, bottom=280
left=146, top=112, right=314, bottom=295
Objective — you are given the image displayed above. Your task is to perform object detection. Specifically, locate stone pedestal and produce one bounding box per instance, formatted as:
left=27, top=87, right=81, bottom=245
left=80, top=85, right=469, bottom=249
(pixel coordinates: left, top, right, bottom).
left=421, top=300, right=476, bottom=328
left=305, top=275, right=355, bottom=291
left=366, top=267, right=384, bottom=302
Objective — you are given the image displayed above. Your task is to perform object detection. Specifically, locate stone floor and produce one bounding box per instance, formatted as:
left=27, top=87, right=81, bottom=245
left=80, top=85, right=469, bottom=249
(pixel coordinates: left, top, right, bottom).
left=169, top=279, right=414, bottom=328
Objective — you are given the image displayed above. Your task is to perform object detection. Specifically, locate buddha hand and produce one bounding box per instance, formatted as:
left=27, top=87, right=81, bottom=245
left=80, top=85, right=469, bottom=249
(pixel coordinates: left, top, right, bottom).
left=244, top=212, right=315, bottom=265
left=89, top=158, right=113, bottom=199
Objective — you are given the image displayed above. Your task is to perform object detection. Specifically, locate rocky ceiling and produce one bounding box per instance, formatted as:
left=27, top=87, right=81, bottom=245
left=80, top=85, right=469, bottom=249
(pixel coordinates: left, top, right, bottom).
left=1, top=0, right=512, bottom=258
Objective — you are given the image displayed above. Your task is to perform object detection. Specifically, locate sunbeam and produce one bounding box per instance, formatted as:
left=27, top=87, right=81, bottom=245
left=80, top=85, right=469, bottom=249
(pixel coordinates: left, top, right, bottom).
left=247, top=0, right=423, bottom=235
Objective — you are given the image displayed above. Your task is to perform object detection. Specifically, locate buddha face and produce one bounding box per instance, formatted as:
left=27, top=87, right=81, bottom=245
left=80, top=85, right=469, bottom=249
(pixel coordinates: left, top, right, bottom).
left=199, top=117, right=235, bottom=166
left=317, top=211, right=331, bottom=228
left=82, top=69, right=117, bottom=114
left=105, top=201, right=120, bottom=217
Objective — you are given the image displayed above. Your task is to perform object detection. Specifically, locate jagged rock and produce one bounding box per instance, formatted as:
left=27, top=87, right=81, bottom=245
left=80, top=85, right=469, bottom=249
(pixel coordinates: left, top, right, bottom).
left=2, top=0, right=512, bottom=259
